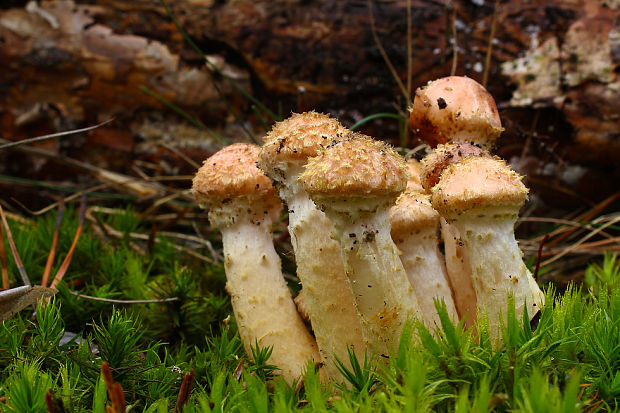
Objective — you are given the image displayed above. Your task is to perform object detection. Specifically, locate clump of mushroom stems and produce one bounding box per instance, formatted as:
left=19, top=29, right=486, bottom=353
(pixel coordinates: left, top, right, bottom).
left=257, top=112, right=366, bottom=381
left=410, top=76, right=544, bottom=336
left=300, top=135, right=422, bottom=359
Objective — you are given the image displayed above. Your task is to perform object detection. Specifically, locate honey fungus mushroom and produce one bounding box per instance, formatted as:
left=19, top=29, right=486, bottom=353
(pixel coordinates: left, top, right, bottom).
left=192, top=143, right=320, bottom=384
left=431, top=156, right=545, bottom=342
left=390, top=189, right=459, bottom=330
left=257, top=112, right=366, bottom=382
left=300, top=134, right=422, bottom=358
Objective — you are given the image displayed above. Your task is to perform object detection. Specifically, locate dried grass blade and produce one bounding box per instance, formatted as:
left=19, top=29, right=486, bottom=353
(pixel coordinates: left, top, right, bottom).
left=50, top=195, right=86, bottom=289
left=41, top=200, right=65, bottom=287
left=0, top=206, right=30, bottom=286
left=546, top=190, right=620, bottom=248
left=0, top=224, right=9, bottom=290
left=101, top=362, right=126, bottom=413
left=542, top=214, right=620, bottom=266
left=0, top=119, right=113, bottom=151
left=534, top=234, right=549, bottom=281
left=482, top=0, right=499, bottom=88
left=450, top=5, right=458, bottom=75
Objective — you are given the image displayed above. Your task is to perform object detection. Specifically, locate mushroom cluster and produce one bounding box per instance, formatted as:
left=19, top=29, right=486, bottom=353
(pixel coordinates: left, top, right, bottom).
left=410, top=76, right=545, bottom=341
left=191, top=76, right=544, bottom=383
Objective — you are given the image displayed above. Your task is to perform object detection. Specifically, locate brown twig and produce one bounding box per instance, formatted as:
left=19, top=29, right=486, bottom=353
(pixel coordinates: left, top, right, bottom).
left=0, top=206, right=30, bottom=286
left=139, top=190, right=189, bottom=221
left=0, top=137, right=162, bottom=198
left=85, top=217, right=216, bottom=264
left=12, top=183, right=112, bottom=216
left=41, top=200, right=65, bottom=288
left=175, top=370, right=195, bottom=413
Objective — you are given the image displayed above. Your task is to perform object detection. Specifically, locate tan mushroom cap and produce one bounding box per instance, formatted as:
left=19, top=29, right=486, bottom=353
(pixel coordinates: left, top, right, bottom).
left=192, top=143, right=278, bottom=209
left=390, top=190, right=439, bottom=238
left=300, top=134, right=409, bottom=198
left=420, top=142, right=490, bottom=191
left=431, top=156, right=528, bottom=215
left=409, top=76, right=503, bottom=148
left=259, top=112, right=349, bottom=175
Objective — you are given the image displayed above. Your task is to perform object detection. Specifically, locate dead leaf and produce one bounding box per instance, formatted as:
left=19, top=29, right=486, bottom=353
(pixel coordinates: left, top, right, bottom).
left=0, top=285, right=57, bottom=322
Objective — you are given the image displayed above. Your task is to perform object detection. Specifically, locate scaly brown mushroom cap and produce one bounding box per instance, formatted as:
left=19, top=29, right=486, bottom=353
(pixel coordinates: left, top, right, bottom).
left=431, top=156, right=528, bottom=216
left=192, top=143, right=278, bottom=208
left=301, top=134, right=409, bottom=199
left=409, top=76, right=503, bottom=148
left=259, top=112, right=349, bottom=177
left=420, top=142, right=490, bottom=191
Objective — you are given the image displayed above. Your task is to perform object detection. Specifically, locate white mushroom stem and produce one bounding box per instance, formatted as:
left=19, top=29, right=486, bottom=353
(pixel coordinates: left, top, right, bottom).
left=445, top=208, right=544, bottom=341
left=323, top=198, right=421, bottom=359
left=300, top=135, right=421, bottom=360
left=211, top=202, right=320, bottom=383
left=395, top=229, right=457, bottom=329
left=284, top=188, right=367, bottom=378
left=440, top=218, right=477, bottom=329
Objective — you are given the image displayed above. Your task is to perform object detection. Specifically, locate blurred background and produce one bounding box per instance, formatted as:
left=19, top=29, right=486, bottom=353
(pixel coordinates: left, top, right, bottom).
left=0, top=0, right=619, bottom=284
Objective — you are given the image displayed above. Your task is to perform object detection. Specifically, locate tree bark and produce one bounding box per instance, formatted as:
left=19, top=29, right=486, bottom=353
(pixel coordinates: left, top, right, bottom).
left=1, top=0, right=618, bottom=208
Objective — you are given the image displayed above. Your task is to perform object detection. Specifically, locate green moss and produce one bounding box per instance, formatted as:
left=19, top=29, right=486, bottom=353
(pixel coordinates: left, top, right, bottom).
left=0, top=210, right=618, bottom=411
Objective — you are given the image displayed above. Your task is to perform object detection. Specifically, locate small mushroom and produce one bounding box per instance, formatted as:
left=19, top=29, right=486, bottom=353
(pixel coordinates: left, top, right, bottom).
left=257, top=112, right=366, bottom=381
left=300, top=134, right=422, bottom=359
left=390, top=189, right=459, bottom=331
left=192, top=143, right=320, bottom=384
left=431, top=156, right=545, bottom=342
